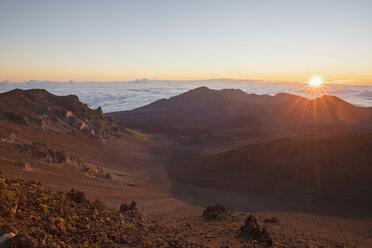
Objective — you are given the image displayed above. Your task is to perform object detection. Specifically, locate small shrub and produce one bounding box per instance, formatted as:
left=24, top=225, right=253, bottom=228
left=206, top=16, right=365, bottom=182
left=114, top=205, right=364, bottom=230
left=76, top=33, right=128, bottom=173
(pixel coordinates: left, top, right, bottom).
left=0, top=181, right=6, bottom=190
left=7, top=190, right=16, bottom=198
left=71, top=213, right=80, bottom=222
left=67, top=223, right=77, bottom=232
left=40, top=203, right=49, bottom=213
left=54, top=217, right=65, bottom=229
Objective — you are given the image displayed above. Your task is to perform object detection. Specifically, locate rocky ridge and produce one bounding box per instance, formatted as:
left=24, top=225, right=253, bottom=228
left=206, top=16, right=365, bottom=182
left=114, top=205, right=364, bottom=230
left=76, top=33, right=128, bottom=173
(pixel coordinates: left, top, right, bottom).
left=0, top=138, right=112, bottom=179
left=0, top=89, right=120, bottom=140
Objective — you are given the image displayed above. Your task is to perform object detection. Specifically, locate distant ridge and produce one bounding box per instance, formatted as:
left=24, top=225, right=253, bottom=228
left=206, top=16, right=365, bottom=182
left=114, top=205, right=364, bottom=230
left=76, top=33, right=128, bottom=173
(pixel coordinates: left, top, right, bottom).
left=108, top=86, right=372, bottom=136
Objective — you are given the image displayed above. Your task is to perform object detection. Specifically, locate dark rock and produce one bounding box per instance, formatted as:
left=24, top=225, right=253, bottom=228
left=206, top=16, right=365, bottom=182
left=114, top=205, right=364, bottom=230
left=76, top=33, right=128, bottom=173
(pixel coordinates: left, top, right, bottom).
left=66, top=189, right=87, bottom=203
left=15, top=160, right=32, bottom=171
left=119, top=201, right=141, bottom=219
left=202, top=204, right=228, bottom=220
left=96, top=106, right=105, bottom=118
left=0, top=232, right=16, bottom=246
left=10, top=233, right=39, bottom=247
left=2, top=112, right=29, bottom=126
left=334, top=245, right=345, bottom=248
left=239, top=215, right=273, bottom=247
left=264, top=217, right=279, bottom=224
left=101, top=241, right=117, bottom=248
left=93, top=199, right=105, bottom=210
left=120, top=201, right=137, bottom=212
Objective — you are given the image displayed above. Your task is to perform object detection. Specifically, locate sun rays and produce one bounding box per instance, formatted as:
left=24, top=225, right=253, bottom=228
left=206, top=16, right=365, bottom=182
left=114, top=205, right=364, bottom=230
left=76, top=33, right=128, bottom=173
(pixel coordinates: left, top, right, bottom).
left=277, top=77, right=339, bottom=190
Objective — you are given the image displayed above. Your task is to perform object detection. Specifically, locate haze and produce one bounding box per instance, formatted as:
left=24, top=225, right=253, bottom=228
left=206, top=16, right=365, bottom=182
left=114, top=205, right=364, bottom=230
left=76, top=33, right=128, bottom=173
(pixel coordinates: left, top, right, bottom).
left=1, top=0, right=371, bottom=83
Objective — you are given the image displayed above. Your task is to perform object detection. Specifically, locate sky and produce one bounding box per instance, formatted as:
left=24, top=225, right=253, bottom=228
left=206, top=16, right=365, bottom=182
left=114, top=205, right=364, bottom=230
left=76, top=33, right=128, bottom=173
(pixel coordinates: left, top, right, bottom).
left=0, top=0, right=371, bottom=83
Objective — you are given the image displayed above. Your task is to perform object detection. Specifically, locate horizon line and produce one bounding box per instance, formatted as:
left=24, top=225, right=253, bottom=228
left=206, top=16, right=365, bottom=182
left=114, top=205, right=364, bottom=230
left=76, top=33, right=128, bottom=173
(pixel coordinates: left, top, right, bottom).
left=2, top=78, right=372, bottom=86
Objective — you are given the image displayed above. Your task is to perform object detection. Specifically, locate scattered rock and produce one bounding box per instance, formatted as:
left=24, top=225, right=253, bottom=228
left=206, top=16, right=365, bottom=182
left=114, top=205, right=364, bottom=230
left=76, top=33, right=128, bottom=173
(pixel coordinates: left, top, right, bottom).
left=85, top=167, right=109, bottom=179
left=15, top=160, right=32, bottom=171
left=202, top=204, right=229, bottom=220
left=264, top=217, right=279, bottom=224
left=7, top=142, right=118, bottom=180
left=239, top=215, right=273, bottom=247
left=13, top=142, right=87, bottom=168
left=334, top=245, right=345, bottom=248
left=120, top=201, right=141, bottom=219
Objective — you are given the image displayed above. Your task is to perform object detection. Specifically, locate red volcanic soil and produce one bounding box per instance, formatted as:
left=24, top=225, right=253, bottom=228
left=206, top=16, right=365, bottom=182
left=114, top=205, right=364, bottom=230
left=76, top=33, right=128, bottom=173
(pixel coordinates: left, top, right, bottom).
left=0, top=89, right=162, bottom=210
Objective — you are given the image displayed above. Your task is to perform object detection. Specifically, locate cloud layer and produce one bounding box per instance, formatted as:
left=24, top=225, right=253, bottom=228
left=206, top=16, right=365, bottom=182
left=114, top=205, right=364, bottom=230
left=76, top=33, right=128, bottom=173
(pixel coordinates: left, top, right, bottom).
left=0, top=80, right=371, bottom=113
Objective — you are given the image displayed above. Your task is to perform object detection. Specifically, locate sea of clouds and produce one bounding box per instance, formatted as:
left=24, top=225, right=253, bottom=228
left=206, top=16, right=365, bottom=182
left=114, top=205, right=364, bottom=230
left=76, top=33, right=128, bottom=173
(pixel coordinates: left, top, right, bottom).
left=0, top=79, right=371, bottom=113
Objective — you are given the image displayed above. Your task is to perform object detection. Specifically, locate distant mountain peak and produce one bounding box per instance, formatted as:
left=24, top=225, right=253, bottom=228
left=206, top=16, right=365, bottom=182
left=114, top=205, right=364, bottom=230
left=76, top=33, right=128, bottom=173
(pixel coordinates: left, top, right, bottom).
left=108, top=87, right=372, bottom=136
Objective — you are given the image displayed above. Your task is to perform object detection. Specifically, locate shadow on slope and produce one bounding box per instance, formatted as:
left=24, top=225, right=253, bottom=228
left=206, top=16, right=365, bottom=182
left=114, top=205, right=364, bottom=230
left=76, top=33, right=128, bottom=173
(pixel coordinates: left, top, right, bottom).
left=168, top=134, right=372, bottom=218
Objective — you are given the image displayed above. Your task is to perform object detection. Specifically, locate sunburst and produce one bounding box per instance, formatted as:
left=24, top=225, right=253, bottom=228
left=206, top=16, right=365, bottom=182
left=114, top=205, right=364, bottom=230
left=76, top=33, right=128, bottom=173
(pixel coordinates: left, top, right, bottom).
left=308, top=77, right=323, bottom=87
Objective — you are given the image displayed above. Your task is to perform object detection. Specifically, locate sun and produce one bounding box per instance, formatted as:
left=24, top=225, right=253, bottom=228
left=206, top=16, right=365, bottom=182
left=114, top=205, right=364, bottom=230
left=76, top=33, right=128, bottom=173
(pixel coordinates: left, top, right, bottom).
left=308, top=77, right=323, bottom=87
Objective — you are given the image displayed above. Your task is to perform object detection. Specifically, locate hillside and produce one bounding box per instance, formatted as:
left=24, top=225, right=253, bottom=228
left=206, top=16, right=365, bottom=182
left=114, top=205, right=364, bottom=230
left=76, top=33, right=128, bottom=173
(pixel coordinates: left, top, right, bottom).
left=0, top=89, right=159, bottom=211
left=169, top=134, right=372, bottom=191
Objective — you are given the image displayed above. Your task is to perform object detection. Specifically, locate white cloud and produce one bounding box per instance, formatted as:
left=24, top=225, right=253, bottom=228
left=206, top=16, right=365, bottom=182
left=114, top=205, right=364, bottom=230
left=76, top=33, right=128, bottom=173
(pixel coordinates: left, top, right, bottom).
left=0, top=80, right=371, bottom=112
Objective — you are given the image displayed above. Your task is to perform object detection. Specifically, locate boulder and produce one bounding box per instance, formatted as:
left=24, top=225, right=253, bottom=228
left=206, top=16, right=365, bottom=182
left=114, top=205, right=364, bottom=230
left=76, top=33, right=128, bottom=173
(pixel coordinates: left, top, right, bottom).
left=239, top=215, right=272, bottom=247
left=264, top=217, right=280, bottom=224
left=120, top=201, right=137, bottom=212
left=202, top=204, right=228, bottom=220
left=9, top=233, right=39, bottom=247
left=119, top=201, right=141, bottom=219
left=66, top=189, right=87, bottom=203
left=0, top=232, right=16, bottom=246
